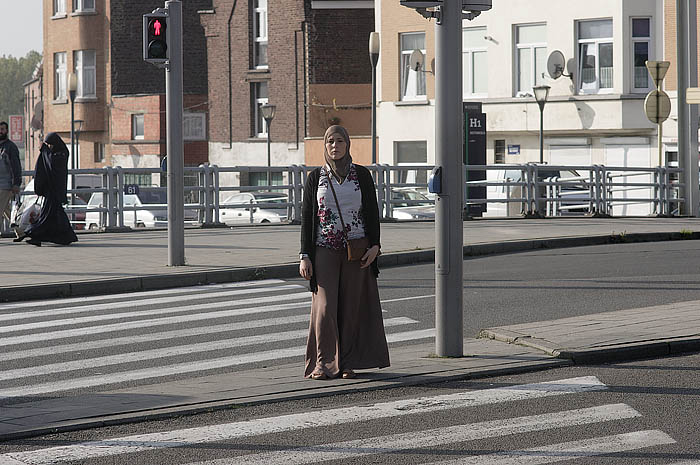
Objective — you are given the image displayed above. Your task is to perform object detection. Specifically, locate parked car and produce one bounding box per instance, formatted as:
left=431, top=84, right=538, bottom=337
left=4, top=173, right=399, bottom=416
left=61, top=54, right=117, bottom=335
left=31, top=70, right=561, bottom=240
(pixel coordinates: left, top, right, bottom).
left=85, top=190, right=199, bottom=229
left=482, top=167, right=590, bottom=217
left=218, top=192, right=289, bottom=224
left=390, top=188, right=435, bottom=220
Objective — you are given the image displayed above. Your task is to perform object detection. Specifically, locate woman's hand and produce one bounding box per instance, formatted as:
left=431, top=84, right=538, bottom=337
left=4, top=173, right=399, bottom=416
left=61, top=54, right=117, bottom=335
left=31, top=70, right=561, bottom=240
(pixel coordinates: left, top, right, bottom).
left=299, top=257, right=313, bottom=280
left=360, top=245, right=380, bottom=269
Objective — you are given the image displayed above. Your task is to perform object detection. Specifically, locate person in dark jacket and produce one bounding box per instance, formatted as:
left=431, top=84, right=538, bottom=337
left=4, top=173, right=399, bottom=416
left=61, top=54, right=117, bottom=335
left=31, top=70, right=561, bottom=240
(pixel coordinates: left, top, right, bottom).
left=15, top=133, right=78, bottom=247
left=0, top=121, right=22, bottom=229
left=299, top=125, right=389, bottom=380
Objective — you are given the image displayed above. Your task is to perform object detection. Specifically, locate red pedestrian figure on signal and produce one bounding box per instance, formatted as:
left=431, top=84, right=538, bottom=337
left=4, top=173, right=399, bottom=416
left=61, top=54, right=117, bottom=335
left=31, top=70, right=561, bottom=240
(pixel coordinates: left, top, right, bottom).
left=154, top=19, right=162, bottom=35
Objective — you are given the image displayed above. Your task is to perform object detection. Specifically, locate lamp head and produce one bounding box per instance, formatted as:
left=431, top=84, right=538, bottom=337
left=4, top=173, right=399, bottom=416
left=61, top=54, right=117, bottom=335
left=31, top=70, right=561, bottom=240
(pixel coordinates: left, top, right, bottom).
left=369, top=32, right=380, bottom=56
left=533, top=85, right=551, bottom=105
left=260, top=103, right=276, bottom=122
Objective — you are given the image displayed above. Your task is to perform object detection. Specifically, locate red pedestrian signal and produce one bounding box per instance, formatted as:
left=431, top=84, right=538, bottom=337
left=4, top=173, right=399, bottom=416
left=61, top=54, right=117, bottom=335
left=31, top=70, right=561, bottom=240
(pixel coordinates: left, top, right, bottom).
left=143, top=13, right=168, bottom=63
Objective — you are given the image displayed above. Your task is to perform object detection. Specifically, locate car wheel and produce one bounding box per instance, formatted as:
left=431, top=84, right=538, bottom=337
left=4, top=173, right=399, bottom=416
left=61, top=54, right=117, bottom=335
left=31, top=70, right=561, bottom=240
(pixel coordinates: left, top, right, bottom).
left=136, top=222, right=146, bottom=228
left=88, top=224, right=98, bottom=230
left=261, top=219, right=270, bottom=223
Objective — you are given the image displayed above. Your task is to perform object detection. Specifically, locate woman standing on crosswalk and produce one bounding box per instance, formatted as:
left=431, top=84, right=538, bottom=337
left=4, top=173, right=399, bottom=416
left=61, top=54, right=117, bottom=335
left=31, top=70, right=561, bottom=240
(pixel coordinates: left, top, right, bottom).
left=299, top=125, right=390, bottom=380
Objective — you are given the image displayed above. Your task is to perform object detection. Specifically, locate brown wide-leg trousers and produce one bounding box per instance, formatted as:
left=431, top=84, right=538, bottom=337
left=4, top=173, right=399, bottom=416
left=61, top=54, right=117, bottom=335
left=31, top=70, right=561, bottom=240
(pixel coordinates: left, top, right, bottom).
left=304, top=246, right=390, bottom=378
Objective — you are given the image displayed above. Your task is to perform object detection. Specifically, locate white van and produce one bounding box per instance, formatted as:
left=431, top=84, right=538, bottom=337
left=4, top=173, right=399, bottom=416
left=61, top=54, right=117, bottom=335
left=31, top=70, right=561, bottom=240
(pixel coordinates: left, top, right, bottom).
left=85, top=190, right=199, bottom=229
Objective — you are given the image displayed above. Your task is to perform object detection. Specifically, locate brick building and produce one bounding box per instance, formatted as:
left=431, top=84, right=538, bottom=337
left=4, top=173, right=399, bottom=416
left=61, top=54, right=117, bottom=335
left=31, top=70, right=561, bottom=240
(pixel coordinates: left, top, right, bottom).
left=200, top=0, right=375, bottom=186
left=40, top=0, right=211, bottom=178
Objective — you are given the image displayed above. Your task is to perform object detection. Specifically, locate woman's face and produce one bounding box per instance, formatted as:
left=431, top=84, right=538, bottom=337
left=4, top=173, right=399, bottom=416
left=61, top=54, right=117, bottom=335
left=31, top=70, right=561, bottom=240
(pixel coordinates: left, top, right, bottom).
left=325, top=133, right=347, bottom=160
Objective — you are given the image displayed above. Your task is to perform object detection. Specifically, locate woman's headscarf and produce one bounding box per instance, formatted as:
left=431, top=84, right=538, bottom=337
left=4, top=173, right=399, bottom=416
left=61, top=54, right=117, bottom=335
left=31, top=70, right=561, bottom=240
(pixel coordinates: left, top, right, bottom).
left=323, top=125, right=353, bottom=181
left=44, top=132, right=69, bottom=154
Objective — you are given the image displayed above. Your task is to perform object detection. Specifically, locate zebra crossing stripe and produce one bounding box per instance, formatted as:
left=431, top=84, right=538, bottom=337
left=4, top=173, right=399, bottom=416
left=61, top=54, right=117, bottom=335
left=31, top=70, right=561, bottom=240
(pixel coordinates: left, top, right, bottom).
left=0, top=300, right=311, bottom=347
left=0, top=376, right=607, bottom=463
left=0, top=318, right=419, bottom=363
left=0, top=329, right=434, bottom=399
left=185, top=404, right=642, bottom=465
left=0, top=280, right=287, bottom=312
left=668, top=461, right=700, bottom=465
left=0, top=284, right=306, bottom=323
left=428, top=430, right=675, bottom=465
left=0, top=291, right=311, bottom=334
left=0, top=318, right=419, bottom=381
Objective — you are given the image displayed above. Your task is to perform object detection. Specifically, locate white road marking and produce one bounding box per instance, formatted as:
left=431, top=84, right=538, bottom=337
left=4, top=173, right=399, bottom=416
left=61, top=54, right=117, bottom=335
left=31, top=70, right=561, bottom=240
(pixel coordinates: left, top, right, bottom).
left=0, top=318, right=420, bottom=362
left=0, top=291, right=311, bottom=334
left=0, top=376, right=607, bottom=463
left=0, top=318, right=419, bottom=381
left=0, top=329, right=435, bottom=399
left=0, top=279, right=287, bottom=312
left=381, top=294, right=435, bottom=303
left=0, top=285, right=305, bottom=323
left=430, top=430, right=675, bottom=464
left=0, top=301, right=311, bottom=347
left=187, top=404, right=642, bottom=465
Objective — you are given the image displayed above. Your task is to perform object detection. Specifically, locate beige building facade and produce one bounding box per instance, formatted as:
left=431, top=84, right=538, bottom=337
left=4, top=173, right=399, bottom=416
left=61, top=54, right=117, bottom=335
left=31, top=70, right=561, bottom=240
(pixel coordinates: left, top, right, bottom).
left=376, top=0, right=673, bottom=174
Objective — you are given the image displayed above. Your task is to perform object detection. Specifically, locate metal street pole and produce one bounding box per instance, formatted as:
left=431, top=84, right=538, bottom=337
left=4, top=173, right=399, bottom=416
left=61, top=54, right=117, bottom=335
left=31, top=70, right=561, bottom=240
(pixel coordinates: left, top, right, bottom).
left=538, top=108, right=544, bottom=164
left=435, top=0, right=464, bottom=357
left=677, top=0, right=700, bottom=216
left=166, top=0, right=185, bottom=265
left=266, top=122, right=271, bottom=189
left=369, top=32, right=380, bottom=165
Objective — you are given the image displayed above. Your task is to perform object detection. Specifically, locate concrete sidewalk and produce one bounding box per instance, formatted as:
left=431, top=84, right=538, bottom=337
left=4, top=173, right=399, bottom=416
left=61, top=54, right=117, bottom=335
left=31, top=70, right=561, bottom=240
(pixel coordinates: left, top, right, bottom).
left=2, top=217, right=700, bottom=440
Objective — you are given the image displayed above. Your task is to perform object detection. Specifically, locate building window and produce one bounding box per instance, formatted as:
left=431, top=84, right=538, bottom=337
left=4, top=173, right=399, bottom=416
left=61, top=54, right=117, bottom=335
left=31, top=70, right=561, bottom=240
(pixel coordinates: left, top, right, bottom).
left=74, top=50, right=96, bottom=98
left=132, top=114, right=145, bottom=140
left=54, top=52, right=67, bottom=100
left=73, top=0, right=95, bottom=12
left=632, top=18, right=651, bottom=91
left=395, top=141, right=428, bottom=184
left=252, top=81, right=269, bottom=137
left=578, top=19, right=613, bottom=94
left=515, top=24, right=547, bottom=96
left=253, top=0, right=268, bottom=68
left=249, top=172, right=282, bottom=186
left=53, top=0, right=66, bottom=16
left=94, top=142, right=105, bottom=163
left=463, top=27, right=488, bottom=97
left=494, top=140, right=505, bottom=164
left=400, top=32, right=426, bottom=101
left=184, top=113, right=206, bottom=140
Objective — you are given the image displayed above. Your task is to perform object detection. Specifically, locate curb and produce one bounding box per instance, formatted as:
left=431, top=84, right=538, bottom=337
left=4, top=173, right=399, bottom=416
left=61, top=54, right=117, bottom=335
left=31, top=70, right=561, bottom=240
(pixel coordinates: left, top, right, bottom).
left=3, top=231, right=700, bottom=303
left=478, top=329, right=700, bottom=364
left=0, top=356, right=569, bottom=441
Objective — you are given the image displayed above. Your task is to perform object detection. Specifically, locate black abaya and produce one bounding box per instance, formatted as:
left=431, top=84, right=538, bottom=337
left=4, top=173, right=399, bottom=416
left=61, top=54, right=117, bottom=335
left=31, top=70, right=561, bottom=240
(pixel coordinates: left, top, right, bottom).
left=25, top=134, right=78, bottom=245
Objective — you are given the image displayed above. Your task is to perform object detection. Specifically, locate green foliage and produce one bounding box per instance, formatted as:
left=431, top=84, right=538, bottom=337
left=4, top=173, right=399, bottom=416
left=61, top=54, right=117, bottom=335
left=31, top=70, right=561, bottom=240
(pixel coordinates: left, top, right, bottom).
left=0, top=51, right=42, bottom=124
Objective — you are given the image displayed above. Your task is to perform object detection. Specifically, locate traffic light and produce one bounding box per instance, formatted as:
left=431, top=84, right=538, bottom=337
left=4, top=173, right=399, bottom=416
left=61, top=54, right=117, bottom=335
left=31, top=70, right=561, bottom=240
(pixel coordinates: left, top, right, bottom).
left=143, top=11, right=168, bottom=64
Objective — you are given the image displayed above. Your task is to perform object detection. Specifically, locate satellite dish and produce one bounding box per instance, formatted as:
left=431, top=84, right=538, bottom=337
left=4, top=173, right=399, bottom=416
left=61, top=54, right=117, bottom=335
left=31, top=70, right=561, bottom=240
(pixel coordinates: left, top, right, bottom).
left=547, top=50, right=566, bottom=80
left=409, top=49, right=424, bottom=72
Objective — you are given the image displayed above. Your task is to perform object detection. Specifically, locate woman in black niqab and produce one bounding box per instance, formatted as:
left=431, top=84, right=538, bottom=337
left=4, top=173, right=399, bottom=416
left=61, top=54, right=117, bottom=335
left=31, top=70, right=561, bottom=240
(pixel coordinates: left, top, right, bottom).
left=17, top=132, right=78, bottom=246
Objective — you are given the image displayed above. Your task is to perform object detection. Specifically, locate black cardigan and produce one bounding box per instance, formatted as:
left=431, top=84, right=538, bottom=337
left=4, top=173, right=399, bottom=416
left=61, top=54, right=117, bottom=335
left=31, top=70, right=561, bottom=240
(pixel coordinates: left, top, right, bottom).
left=300, top=165, right=381, bottom=292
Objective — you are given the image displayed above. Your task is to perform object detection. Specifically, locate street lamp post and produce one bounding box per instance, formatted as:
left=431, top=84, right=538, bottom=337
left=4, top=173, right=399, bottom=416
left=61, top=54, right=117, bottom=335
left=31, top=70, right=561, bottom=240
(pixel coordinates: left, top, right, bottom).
left=369, top=32, right=380, bottom=165
left=260, top=103, right=276, bottom=190
left=68, top=73, right=78, bottom=204
left=533, top=85, right=550, bottom=164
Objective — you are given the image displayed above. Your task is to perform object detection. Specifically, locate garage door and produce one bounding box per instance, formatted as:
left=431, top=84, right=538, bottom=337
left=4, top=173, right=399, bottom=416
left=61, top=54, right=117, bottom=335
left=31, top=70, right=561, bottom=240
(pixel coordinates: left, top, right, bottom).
left=549, top=145, right=592, bottom=167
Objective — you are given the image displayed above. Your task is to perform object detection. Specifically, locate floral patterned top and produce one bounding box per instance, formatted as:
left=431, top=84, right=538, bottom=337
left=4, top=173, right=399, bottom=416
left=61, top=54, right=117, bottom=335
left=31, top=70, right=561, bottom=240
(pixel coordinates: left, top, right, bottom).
left=315, top=164, right=366, bottom=250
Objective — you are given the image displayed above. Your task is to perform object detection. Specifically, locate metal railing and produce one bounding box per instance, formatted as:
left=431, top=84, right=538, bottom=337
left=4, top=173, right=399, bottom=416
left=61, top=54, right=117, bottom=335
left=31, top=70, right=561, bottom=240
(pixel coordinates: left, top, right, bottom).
left=0, top=162, right=687, bottom=234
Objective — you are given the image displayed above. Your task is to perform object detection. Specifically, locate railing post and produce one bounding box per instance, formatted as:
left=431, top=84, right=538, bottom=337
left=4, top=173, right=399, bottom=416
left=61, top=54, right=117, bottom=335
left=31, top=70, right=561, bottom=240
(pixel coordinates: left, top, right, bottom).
left=204, top=163, right=213, bottom=224
left=105, top=166, right=116, bottom=228
left=292, top=165, right=303, bottom=223
left=249, top=199, right=254, bottom=224
left=116, top=166, right=125, bottom=228
left=213, top=164, right=221, bottom=224
left=383, top=164, right=393, bottom=219
left=374, top=164, right=385, bottom=219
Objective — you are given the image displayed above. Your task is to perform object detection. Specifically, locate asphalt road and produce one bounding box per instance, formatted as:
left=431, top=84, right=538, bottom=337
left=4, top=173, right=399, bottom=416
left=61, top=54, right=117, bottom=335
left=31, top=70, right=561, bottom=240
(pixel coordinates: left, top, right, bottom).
left=3, top=240, right=700, bottom=404
left=2, top=351, right=698, bottom=464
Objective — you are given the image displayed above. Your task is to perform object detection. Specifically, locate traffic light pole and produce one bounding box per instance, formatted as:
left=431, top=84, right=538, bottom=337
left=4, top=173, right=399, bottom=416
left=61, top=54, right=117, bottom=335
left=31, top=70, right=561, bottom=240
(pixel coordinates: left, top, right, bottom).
left=435, top=0, right=464, bottom=357
left=166, top=0, right=185, bottom=266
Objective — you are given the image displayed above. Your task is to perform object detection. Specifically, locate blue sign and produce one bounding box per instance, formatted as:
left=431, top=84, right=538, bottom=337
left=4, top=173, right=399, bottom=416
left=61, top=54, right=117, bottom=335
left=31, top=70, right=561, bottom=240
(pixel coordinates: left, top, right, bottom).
left=508, top=144, right=520, bottom=155
left=124, top=184, right=140, bottom=195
